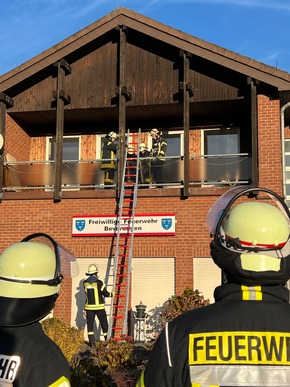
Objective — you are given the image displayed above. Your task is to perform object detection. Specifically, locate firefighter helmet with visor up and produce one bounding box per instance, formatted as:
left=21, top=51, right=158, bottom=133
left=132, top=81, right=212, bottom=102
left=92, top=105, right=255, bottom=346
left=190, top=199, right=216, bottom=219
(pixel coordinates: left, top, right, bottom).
left=207, top=187, right=290, bottom=286
left=0, top=233, right=78, bottom=326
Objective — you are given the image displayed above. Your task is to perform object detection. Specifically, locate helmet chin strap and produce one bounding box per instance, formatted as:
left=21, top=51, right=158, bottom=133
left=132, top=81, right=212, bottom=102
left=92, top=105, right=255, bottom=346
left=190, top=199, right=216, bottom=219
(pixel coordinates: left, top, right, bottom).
left=0, top=274, right=63, bottom=286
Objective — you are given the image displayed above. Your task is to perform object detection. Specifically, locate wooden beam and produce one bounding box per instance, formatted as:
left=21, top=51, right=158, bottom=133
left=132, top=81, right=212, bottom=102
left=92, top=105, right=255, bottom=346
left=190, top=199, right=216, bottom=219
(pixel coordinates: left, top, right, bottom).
left=0, top=93, right=14, bottom=201
left=248, top=77, right=258, bottom=186
left=182, top=51, right=191, bottom=198
left=53, top=59, right=71, bottom=202
left=117, top=25, right=128, bottom=198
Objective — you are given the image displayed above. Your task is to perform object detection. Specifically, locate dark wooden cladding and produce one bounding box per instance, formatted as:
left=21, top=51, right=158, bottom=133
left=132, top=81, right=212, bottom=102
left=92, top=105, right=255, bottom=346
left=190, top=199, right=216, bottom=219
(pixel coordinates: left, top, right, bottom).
left=8, top=27, right=242, bottom=117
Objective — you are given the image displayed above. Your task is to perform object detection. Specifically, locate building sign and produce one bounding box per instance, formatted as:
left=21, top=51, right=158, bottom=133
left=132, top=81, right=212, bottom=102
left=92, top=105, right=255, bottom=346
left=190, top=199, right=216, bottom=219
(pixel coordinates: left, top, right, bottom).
left=72, top=213, right=175, bottom=236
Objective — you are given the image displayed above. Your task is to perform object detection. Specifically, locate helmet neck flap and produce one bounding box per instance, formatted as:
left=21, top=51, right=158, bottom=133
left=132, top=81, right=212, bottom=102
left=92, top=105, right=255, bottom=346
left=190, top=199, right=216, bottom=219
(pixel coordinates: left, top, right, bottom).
left=211, top=239, right=290, bottom=286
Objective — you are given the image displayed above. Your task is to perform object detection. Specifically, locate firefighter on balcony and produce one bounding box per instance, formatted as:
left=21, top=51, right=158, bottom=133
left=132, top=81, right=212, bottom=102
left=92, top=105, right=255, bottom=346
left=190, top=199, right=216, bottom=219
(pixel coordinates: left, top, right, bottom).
left=139, top=143, right=151, bottom=186
left=149, top=128, right=167, bottom=187
left=0, top=232, right=79, bottom=387
left=100, top=131, right=119, bottom=187
left=83, top=264, right=114, bottom=345
left=137, top=187, right=290, bottom=387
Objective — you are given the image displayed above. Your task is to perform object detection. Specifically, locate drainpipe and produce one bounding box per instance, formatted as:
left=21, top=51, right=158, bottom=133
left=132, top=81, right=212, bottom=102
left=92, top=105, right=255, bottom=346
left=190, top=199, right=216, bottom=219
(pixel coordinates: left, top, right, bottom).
left=280, top=101, right=290, bottom=202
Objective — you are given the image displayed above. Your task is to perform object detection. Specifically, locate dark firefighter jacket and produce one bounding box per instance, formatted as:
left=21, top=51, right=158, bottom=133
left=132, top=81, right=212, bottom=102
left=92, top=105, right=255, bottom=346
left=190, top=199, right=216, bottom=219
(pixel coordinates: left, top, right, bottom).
left=151, top=137, right=167, bottom=162
left=0, top=322, right=70, bottom=386
left=137, top=283, right=290, bottom=387
left=83, top=275, right=113, bottom=310
left=100, top=137, right=119, bottom=170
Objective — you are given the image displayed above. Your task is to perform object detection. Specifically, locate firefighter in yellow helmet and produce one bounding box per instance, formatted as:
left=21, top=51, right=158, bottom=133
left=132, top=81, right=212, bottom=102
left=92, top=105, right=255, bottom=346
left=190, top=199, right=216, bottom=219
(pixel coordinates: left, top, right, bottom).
left=83, top=264, right=114, bottom=346
left=139, top=143, right=151, bottom=186
left=0, top=233, right=78, bottom=386
left=137, top=187, right=290, bottom=386
left=149, top=128, right=167, bottom=187
left=100, top=132, right=119, bottom=187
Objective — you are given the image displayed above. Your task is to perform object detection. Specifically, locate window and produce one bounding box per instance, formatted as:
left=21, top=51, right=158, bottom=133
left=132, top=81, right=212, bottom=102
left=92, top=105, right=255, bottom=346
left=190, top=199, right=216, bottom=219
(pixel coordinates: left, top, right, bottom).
left=198, top=127, right=242, bottom=185
left=47, top=136, right=80, bottom=161
left=46, top=136, right=81, bottom=190
left=160, top=130, right=184, bottom=157
left=202, top=126, right=240, bottom=155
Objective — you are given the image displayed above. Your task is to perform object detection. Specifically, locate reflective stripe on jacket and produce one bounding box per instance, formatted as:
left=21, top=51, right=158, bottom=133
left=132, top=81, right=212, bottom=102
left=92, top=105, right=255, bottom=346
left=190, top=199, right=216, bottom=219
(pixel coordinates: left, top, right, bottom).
left=83, top=276, right=112, bottom=310
left=138, top=283, right=290, bottom=386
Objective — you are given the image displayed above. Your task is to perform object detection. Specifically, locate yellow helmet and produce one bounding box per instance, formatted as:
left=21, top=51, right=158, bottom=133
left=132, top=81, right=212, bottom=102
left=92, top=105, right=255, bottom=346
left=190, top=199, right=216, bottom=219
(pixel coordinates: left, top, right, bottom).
left=86, top=264, right=98, bottom=275
left=150, top=128, right=161, bottom=136
left=0, top=233, right=78, bottom=326
left=108, top=132, right=117, bottom=139
left=209, top=187, right=290, bottom=286
left=222, top=202, right=289, bottom=251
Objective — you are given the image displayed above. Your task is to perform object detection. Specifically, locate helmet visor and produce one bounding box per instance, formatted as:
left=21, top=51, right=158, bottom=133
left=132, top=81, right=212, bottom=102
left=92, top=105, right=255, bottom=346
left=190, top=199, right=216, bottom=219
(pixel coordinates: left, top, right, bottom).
left=21, top=233, right=79, bottom=280
left=207, top=187, right=290, bottom=252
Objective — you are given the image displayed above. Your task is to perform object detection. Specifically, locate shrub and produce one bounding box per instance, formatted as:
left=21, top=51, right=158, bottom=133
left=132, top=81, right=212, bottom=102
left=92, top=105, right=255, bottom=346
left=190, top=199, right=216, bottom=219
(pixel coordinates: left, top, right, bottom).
left=70, top=337, right=149, bottom=386
left=160, top=288, right=210, bottom=326
left=41, top=317, right=84, bottom=363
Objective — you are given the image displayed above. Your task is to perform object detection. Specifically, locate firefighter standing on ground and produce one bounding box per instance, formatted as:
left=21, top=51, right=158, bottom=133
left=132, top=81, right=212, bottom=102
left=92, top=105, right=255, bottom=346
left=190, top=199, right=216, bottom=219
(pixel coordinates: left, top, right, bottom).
left=0, top=233, right=78, bottom=387
left=137, top=187, right=290, bottom=386
left=83, top=264, right=114, bottom=345
left=100, top=132, right=119, bottom=186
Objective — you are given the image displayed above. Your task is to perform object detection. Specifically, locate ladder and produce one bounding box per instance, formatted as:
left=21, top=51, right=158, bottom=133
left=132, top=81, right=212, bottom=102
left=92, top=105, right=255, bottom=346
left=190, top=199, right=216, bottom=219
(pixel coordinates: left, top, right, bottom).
left=107, top=128, right=141, bottom=340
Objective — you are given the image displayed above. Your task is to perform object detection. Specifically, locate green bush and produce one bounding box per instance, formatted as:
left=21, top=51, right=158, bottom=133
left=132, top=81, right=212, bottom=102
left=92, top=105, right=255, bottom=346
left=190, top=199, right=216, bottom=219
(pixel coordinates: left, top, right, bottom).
left=160, top=288, right=210, bottom=326
left=70, top=337, right=149, bottom=386
left=41, top=318, right=84, bottom=363
left=42, top=289, right=210, bottom=386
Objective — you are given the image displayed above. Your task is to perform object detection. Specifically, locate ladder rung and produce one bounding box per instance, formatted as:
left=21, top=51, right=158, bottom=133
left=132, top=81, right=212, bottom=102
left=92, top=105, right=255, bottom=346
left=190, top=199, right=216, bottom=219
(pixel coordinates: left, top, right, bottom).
left=108, top=129, right=141, bottom=340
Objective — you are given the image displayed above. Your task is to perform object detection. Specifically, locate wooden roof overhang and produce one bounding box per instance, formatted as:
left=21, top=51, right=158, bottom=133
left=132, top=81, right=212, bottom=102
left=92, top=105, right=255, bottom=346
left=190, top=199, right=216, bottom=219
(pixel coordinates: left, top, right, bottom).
left=1, top=7, right=290, bottom=131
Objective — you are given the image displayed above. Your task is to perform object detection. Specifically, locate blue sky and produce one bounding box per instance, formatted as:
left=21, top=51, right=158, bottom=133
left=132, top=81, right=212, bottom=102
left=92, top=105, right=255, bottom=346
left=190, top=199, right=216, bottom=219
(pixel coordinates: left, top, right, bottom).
left=0, top=0, right=290, bottom=76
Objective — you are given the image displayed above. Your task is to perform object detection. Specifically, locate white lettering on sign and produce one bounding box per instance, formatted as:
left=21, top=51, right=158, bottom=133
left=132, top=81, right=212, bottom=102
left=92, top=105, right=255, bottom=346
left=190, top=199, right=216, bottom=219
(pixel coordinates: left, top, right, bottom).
left=72, top=214, right=175, bottom=236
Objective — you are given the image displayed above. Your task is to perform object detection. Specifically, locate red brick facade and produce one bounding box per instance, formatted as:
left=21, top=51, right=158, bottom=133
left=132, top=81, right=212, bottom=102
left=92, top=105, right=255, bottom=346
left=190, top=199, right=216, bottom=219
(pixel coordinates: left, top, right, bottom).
left=0, top=90, right=285, bottom=324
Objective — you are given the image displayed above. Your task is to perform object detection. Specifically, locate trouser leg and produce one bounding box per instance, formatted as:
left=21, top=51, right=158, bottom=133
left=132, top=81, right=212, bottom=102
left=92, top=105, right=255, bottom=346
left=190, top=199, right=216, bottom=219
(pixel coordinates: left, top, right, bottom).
left=103, top=168, right=115, bottom=186
left=96, top=309, right=109, bottom=340
left=86, top=310, right=96, bottom=346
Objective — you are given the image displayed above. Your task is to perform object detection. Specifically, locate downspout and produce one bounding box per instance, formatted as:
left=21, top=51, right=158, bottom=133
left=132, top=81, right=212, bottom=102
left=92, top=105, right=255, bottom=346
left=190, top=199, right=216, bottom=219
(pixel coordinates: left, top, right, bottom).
left=280, top=101, right=290, bottom=201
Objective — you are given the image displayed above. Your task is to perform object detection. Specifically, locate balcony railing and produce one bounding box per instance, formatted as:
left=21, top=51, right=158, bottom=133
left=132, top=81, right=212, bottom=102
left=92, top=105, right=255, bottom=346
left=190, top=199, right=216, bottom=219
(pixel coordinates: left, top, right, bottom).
left=3, top=154, right=252, bottom=191
left=189, top=153, right=252, bottom=186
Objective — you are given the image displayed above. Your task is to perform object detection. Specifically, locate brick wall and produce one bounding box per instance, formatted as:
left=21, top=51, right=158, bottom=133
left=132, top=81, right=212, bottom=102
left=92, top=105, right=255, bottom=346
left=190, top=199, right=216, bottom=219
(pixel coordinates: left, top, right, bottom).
left=257, top=94, right=282, bottom=194
left=2, top=93, right=285, bottom=324
left=0, top=194, right=217, bottom=323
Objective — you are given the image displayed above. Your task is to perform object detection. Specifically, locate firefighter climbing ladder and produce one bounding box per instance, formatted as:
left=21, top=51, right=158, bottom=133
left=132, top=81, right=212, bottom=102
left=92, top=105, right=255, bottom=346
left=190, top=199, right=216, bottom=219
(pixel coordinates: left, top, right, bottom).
left=107, top=128, right=141, bottom=340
